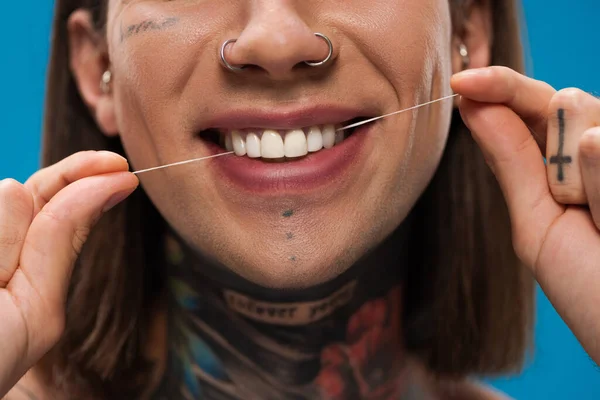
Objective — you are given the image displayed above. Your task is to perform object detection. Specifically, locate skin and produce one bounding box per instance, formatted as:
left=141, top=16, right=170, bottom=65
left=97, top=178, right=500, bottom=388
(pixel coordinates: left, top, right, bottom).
left=90, top=0, right=469, bottom=288
left=452, top=68, right=600, bottom=362
left=1, top=0, right=600, bottom=399
left=0, top=152, right=138, bottom=397
left=75, top=2, right=487, bottom=394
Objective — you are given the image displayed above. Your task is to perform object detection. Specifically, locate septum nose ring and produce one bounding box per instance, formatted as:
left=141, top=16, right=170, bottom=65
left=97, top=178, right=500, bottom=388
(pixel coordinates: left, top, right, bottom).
left=220, top=32, right=334, bottom=72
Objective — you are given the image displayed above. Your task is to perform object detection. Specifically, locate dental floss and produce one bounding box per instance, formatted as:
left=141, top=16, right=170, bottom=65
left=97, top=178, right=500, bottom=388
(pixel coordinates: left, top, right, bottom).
left=133, top=151, right=235, bottom=175
left=131, top=93, right=458, bottom=175
left=336, top=93, right=458, bottom=131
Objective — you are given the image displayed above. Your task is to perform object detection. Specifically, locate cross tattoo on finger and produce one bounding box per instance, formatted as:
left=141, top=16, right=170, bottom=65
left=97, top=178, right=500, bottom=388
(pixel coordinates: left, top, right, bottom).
left=549, top=108, right=572, bottom=182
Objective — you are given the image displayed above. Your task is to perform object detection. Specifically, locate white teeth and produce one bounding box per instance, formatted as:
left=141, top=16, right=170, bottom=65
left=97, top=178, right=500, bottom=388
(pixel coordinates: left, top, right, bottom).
left=221, top=122, right=350, bottom=159
left=261, top=130, right=285, bottom=158
left=284, top=129, right=308, bottom=158
left=232, top=130, right=246, bottom=156
left=322, top=124, right=335, bottom=149
left=225, top=134, right=233, bottom=151
left=307, top=126, right=323, bottom=152
left=246, top=132, right=261, bottom=158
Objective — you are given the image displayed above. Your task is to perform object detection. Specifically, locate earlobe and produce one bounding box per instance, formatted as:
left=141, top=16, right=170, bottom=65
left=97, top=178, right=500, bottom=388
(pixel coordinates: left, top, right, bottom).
left=68, top=10, right=119, bottom=137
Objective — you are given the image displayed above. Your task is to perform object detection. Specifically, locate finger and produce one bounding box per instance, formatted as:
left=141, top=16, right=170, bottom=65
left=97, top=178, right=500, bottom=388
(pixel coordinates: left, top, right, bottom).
left=0, top=180, right=33, bottom=287
left=458, top=98, right=564, bottom=268
left=534, top=208, right=600, bottom=363
left=580, top=126, right=600, bottom=230
left=451, top=66, right=556, bottom=148
left=25, top=150, right=129, bottom=215
left=10, top=172, right=138, bottom=355
left=546, top=89, right=600, bottom=205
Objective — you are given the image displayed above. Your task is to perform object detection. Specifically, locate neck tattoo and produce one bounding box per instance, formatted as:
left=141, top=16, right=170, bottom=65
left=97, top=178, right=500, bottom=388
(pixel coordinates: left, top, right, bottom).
left=152, top=235, right=434, bottom=400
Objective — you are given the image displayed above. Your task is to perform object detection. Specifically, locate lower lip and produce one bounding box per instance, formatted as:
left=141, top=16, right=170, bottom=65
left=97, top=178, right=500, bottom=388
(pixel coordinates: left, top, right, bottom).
left=202, top=124, right=373, bottom=194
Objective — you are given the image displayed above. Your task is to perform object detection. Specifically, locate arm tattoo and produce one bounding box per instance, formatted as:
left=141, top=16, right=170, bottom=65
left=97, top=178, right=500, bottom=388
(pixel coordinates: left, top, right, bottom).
left=549, top=108, right=572, bottom=182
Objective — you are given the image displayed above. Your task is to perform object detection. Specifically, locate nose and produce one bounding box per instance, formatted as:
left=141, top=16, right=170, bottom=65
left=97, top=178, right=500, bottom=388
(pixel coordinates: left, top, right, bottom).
left=221, top=5, right=336, bottom=79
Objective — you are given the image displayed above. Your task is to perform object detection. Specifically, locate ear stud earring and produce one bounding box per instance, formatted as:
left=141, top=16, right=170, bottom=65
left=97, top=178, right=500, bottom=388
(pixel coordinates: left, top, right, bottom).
left=459, top=43, right=470, bottom=69
left=100, top=70, right=112, bottom=94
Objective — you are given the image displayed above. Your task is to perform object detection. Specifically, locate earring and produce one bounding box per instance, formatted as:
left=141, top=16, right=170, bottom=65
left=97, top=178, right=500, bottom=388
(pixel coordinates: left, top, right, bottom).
left=458, top=43, right=470, bottom=70
left=100, top=70, right=112, bottom=94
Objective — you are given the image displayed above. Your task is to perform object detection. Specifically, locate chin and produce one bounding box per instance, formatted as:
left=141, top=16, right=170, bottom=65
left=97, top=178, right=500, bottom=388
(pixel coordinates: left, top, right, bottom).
left=228, top=248, right=355, bottom=290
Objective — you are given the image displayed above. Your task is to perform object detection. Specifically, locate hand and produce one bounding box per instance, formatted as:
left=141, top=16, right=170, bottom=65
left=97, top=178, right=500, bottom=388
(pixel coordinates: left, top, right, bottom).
left=0, top=151, right=138, bottom=397
left=452, top=67, right=600, bottom=363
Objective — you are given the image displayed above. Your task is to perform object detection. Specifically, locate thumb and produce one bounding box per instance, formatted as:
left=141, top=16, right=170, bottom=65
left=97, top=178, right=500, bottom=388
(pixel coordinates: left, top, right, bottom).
left=14, top=171, right=138, bottom=357
left=457, top=98, right=563, bottom=268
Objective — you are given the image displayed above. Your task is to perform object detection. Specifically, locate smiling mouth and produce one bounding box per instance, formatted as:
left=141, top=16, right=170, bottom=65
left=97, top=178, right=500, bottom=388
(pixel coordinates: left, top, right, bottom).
left=198, top=118, right=370, bottom=160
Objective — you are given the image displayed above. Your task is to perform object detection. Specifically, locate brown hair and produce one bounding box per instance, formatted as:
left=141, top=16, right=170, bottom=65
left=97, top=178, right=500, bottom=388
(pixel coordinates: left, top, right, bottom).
left=42, top=0, right=533, bottom=397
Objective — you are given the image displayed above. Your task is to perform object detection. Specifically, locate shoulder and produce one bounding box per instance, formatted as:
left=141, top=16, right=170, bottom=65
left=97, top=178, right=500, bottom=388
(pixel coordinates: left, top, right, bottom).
left=405, top=359, right=512, bottom=400
left=437, top=380, right=513, bottom=400
left=4, top=383, right=43, bottom=400
left=3, top=369, right=62, bottom=400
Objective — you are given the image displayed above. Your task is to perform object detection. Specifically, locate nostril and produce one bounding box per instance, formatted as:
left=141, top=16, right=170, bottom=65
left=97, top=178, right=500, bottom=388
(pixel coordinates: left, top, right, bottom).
left=222, top=27, right=335, bottom=79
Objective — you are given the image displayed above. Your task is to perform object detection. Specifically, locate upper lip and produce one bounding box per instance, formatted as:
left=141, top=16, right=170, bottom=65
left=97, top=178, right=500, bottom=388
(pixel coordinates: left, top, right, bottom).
left=197, top=104, right=381, bottom=132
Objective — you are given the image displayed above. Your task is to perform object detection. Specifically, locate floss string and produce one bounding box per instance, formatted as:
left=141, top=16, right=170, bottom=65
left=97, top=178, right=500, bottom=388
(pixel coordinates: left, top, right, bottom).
left=133, top=151, right=235, bottom=175
left=132, top=93, right=458, bottom=175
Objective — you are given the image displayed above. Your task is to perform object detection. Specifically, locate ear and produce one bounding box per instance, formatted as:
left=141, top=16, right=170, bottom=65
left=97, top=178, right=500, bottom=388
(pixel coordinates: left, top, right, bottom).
left=451, top=0, right=493, bottom=74
left=68, top=10, right=119, bottom=137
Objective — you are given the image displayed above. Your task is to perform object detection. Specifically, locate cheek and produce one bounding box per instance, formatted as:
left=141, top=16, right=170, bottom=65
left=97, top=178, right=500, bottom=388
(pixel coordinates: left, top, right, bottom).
left=371, top=2, right=452, bottom=193
left=349, top=0, right=453, bottom=176
left=351, top=0, right=452, bottom=92
left=105, top=4, right=222, bottom=168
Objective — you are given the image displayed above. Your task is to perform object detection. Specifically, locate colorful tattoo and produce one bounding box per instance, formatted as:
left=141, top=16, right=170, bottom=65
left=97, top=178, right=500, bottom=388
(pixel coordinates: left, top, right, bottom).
left=153, top=237, right=432, bottom=400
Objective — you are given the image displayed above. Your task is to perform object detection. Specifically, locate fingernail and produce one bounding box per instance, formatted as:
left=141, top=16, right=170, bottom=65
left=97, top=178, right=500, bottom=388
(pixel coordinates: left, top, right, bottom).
left=453, top=68, right=486, bottom=79
left=580, top=127, right=600, bottom=160
left=583, top=127, right=600, bottom=141
left=97, top=150, right=128, bottom=164
left=103, top=188, right=136, bottom=213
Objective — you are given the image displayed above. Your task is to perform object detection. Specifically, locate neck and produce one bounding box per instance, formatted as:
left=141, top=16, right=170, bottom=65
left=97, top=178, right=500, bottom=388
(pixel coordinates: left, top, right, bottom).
left=155, top=226, right=436, bottom=400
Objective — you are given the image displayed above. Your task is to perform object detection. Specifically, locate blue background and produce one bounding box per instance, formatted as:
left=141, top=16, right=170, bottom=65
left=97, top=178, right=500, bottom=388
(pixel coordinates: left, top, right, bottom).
left=0, top=1, right=598, bottom=399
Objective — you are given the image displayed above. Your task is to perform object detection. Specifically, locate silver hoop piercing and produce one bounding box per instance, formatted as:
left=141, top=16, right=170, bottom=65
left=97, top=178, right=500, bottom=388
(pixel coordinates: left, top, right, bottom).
left=304, top=33, right=333, bottom=67
left=220, top=39, right=246, bottom=72
left=220, top=33, right=333, bottom=71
